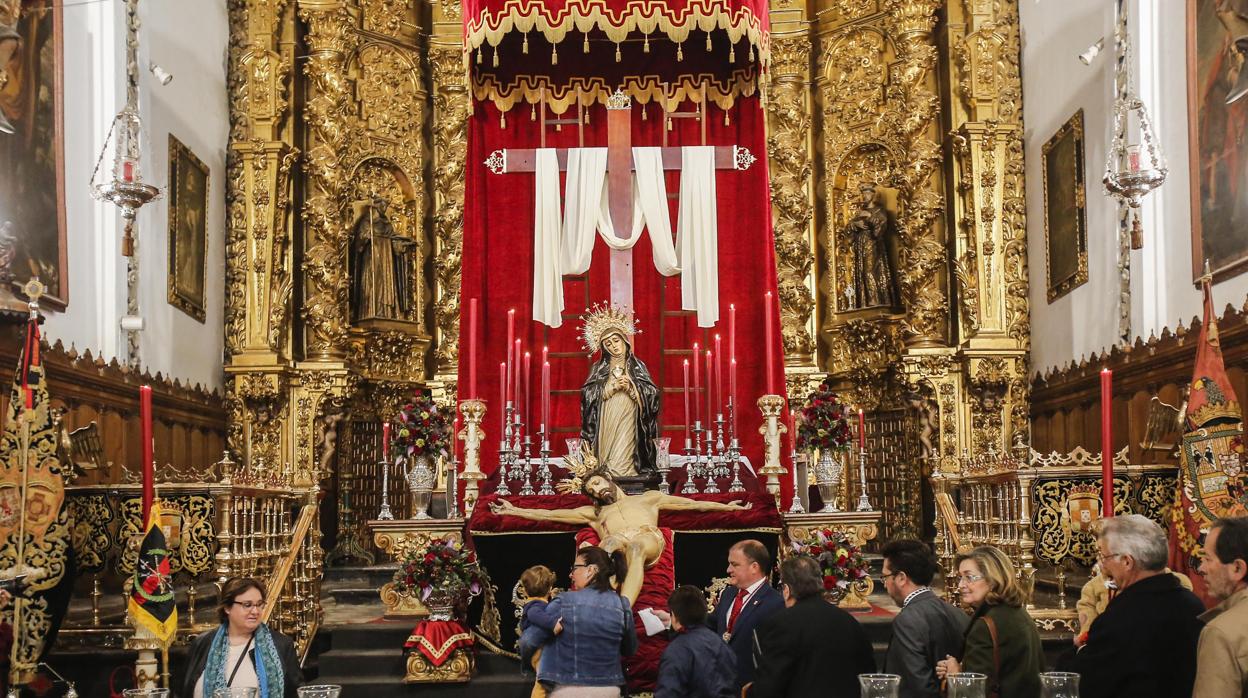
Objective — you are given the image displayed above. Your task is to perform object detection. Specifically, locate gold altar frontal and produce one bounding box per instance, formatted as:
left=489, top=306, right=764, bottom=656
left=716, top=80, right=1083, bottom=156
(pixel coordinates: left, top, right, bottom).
left=781, top=510, right=881, bottom=610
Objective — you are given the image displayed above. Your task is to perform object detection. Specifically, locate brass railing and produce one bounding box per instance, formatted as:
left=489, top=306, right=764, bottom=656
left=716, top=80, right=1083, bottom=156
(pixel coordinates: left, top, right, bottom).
left=932, top=446, right=1177, bottom=631
left=261, top=503, right=323, bottom=661
left=57, top=455, right=324, bottom=658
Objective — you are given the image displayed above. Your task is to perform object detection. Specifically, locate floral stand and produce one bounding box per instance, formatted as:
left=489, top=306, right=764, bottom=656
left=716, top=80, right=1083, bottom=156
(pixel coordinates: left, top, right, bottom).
left=404, top=617, right=476, bottom=683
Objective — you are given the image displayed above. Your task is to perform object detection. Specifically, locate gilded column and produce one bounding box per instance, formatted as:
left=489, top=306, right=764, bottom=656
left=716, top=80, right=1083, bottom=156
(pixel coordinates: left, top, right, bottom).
left=946, top=0, right=1030, bottom=453
left=224, top=0, right=298, bottom=470
left=429, top=0, right=469, bottom=379
left=886, top=0, right=949, bottom=348
left=767, top=2, right=816, bottom=369
left=298, top=0, right=354, bottom=360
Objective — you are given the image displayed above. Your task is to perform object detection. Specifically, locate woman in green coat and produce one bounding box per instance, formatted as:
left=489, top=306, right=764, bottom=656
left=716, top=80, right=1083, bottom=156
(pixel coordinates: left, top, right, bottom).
left=936, top=546, right=1045, bottom=698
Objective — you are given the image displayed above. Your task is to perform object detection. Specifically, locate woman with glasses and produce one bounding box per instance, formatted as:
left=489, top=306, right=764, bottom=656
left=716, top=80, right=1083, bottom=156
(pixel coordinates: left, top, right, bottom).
left=521, top=546, right=638, bottom=696
left=179, top=577, right=304, bottom=698
left=935, top=546, right=1044, bottom=698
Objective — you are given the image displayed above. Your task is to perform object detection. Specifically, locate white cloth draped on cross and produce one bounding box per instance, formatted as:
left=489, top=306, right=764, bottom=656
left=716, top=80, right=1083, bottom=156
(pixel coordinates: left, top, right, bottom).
left=532, top=146, right=720, bottom=328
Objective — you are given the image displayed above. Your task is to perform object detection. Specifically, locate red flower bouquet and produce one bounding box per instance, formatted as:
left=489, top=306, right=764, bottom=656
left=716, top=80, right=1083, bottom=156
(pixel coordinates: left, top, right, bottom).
left=394, top=535, right=487, bottom=602
left=391, top=392, right=453, bottom=461
left=795, top=379, right=852, bottom=452
left=790, top=528, right=869, bottom=595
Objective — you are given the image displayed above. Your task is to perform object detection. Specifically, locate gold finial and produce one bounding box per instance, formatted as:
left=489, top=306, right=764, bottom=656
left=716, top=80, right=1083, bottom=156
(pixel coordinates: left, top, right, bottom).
left=22, top=277, right=45, bottom=318
left=1202, top=258, right=1213, bottom=284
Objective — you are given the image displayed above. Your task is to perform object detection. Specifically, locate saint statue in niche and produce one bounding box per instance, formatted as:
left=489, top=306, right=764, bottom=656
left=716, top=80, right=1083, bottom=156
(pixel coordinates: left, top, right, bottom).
left=578, top=306, right=661, bottom=480
left=845, top=182, right=899, bottom=310
left=350, top=196, right=416, bottom=322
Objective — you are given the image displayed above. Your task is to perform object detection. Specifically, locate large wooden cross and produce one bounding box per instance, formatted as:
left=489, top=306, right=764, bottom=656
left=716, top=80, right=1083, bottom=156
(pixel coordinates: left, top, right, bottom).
left=484, top=88, right=756, bottom=310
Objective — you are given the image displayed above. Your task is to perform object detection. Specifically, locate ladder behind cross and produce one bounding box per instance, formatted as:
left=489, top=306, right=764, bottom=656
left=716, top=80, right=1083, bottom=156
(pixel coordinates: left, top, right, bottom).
left=484, top=87, right=757, bottom=311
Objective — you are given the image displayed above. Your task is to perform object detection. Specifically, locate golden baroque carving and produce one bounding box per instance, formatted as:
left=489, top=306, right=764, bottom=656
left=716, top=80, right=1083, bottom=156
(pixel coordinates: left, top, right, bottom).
left=361, top=0, right=407, bottom=36
left=227, top=372, right=289, bottom=470
left=349, top=329, right=430, bottom=383
left=356, top=42, right=421, bottom=141
left=830, top=319, right=903, bottom=409
left=767, top=34, right=815, bottom=364
left=299, top=1, right=356, bottom=357
left=431, top=45, right=469, bottom=372
left=405, top=647, right=474, bottom=683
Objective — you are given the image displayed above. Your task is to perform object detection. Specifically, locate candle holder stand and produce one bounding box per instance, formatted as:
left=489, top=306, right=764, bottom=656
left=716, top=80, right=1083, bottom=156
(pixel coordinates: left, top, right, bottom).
left=757, top=394, right=788, bottom=505
left=519, top=436, right=536, bottom=496
left=377, top=457, right=395, bottom=521
left=681, top=432, right=699, bottom=495
left=700, top=425, right=720, bottom=494
left=537, top=435, right=555, bottom=495
left=856, top=447, right=873, bottom=512
left=787, top=449, right=805, bottom=513
left=457, top=399, right=488, bottom=516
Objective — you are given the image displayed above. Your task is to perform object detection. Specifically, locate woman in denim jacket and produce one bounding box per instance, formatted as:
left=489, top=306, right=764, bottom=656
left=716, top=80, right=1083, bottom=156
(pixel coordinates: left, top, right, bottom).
left=522, top=546, right=638, bottom=697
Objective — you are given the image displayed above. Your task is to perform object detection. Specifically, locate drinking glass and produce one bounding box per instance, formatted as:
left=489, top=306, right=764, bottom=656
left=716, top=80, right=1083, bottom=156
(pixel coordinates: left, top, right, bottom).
left=297, top=686, right=343, bottom=698
left=947, top=672, right=988, bottom=698
left=212, top=689, right=258, bottom=698
left=1040, top=671, right=1081, bottom=698
left=858, top=673, right=901, bottom=698
left=122, top=690, right=170, bottom=698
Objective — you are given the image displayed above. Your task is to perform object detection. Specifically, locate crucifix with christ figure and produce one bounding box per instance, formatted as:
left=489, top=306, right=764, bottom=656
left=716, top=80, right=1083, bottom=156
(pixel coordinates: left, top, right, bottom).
left=483, top=88, right=757, bottom=310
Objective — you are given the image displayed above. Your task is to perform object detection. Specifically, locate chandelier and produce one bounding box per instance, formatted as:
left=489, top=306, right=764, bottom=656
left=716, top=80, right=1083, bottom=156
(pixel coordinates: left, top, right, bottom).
left=1102, top=2, right=1166, bottom=250
left=88, top=105, right=160, bottom=257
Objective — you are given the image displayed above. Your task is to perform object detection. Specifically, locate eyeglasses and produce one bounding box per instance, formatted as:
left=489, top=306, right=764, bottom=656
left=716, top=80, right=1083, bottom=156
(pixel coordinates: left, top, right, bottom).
left=232, top=600, right=267, bottom=610
left=956, top=573, right=984, bottom=585
left=880, top=572, right=898, bottom=580
left=571, top=564, right=593, bottom=571
left=1097, top=552, right=1124, bottom=563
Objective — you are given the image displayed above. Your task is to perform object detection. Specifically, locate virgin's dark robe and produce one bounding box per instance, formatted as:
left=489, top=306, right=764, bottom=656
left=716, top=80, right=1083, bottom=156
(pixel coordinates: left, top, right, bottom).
left=579, top=351, right=660, bottom=478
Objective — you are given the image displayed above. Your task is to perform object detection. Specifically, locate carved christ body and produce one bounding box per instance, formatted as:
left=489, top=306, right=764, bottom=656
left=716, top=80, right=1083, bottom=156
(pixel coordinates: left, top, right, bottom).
left=490, top=476, right=750, bottom=604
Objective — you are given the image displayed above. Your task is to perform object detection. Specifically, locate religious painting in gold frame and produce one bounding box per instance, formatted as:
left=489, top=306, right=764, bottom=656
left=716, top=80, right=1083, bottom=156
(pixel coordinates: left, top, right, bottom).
left=0, top=0, right=68, bottom=307
left=1042, top=109, right=1088, bottom=303
left=1188, top=0, right=1248, bottom=283
left=167, top=135, right=209, bottom=322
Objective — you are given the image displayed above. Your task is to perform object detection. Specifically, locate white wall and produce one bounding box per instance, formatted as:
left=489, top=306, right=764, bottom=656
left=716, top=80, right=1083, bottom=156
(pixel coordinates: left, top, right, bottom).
left=40, top=0, right=227, bottom=391
left=1022, top=0, right=1248, bottom=376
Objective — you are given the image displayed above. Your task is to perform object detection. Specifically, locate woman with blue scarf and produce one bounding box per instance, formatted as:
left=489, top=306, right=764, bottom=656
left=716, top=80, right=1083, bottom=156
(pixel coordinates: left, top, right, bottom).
left=179, top=578, right=303, bottom=698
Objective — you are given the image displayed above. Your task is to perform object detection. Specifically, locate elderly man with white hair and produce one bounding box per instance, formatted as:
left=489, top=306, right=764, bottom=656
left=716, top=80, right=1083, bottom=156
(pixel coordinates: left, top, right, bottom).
left=1067, top=514, right=1206, bottom=698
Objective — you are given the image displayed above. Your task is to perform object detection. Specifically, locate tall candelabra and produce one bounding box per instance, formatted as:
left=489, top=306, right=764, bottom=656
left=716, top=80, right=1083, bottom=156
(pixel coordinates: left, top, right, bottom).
left=856, top=446, right=873, bottom=511
left=377, top=456, right=395, bottom=520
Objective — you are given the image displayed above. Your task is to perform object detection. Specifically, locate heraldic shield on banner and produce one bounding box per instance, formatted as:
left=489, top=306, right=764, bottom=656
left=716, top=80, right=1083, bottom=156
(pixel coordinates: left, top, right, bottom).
left=1169, top=272, right=1248, bottom=602
left=1065, top=483, right=1103, bottom=533
left=1181, top=426, right=1248, bottom=523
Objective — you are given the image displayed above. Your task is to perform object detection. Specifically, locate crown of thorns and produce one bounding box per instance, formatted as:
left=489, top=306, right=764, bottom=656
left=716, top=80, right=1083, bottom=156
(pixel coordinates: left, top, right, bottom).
left=556, top=443, right=611, bottom=495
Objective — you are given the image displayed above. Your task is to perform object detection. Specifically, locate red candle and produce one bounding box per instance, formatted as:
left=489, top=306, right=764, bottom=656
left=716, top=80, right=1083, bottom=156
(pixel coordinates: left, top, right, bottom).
left=514, top=339, right=523, bottom=423
left=729, top=303, right=736, bottom=364
left=382, top=421, right=391, bottom=462
left=499, top=361, right=507, bottom=434
left=468, top=298, right=479, bottom=398
left=730, top=358, right=738, bottom=433
left=542, top=345, right=549, bottom=367
left=705, top=350, right=713, bottom=424
left=1101, top=367, right=1114, bottom=516
left=683, top=359, right=691, bottom=444
left=524, top=350, right=532, bottom=430
left=764, top=291, right=775, bottom=394
left=542, top=361, right=551, bottom=432
left=506, top=309, right=516, bottom=403
left=692, top=342, right=701, bottom=424
left=857, top=409, right=865, bottom=450
left=140, top=385, right=154, bottom=525
left=714, top=334, right=723, bottom=414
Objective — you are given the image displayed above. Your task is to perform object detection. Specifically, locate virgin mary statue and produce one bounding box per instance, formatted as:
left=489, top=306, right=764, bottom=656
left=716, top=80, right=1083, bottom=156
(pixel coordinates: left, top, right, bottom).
left=578, top=306, right=661, bottom=480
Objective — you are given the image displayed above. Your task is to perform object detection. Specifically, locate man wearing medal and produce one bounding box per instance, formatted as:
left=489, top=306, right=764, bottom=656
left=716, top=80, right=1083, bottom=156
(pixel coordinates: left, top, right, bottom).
left=711, top=540, right=784, bottom=690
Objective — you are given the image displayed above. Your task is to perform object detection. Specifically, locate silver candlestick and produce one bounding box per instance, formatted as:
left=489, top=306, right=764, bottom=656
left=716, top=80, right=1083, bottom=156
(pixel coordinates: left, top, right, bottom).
left=681, top=425, right=700, bottom=494
left=377, top=458, right=395, bottom=520
left=537, top=433, right=555, bottom=495
left=519, top=436, right=536, bottom=495
left=728, top=443, right=745, bottom=493
left=856, top=447, right=873, bottom=511
left=787, top=449, right=805, bottom=513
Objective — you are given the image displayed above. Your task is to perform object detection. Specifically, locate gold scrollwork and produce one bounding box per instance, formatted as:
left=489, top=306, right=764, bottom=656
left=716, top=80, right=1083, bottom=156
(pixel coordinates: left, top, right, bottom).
left=68, top=494, right=114, bottom=574
left=404, top=646, right=474, bottom=683
left=1032, top=478, right=1131, bottom=567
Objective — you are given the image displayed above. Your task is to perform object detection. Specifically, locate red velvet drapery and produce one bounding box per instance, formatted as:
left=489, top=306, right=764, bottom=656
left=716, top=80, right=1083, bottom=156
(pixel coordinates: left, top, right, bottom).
left=455, top=94, right=792, bottom=506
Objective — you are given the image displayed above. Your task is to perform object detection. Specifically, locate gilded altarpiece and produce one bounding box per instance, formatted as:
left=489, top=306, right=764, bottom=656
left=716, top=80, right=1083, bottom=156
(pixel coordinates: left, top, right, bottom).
left=224, top=0, right=453, bottom=566
left=771, top=0, right=1030, bottom=542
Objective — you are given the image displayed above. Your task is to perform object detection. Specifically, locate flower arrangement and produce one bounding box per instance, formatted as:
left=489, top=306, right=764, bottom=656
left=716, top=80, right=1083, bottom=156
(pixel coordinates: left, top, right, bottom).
left=392, top=392, right=453, bottom=461
left=791, top=528, right=869, bottom=594
left=394, top=535, right=486, bottom=603
left=795, top=379, right=852, bottom=452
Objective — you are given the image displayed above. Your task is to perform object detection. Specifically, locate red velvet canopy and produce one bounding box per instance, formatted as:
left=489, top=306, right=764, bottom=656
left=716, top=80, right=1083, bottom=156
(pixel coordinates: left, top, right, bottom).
left=465, top=0, right=769, bottom=114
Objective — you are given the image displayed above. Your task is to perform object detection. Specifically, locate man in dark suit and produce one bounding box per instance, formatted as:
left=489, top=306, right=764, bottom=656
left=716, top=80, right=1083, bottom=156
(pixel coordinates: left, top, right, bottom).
left=746, top=554, right=876, bottom=697
left=881, top=539, right=969, bottom=698
left=711, top=539, right=784, bottom=689
left=1067, top=514, right=1206, bottom=698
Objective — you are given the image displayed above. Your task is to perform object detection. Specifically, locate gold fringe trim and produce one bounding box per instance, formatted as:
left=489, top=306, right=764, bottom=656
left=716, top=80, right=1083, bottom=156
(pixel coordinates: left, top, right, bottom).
left=406, top=630, right=475, bottom=659
left=464, top=0, right=769, bottom=67
left=471, top=70, right=759, bottom=114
